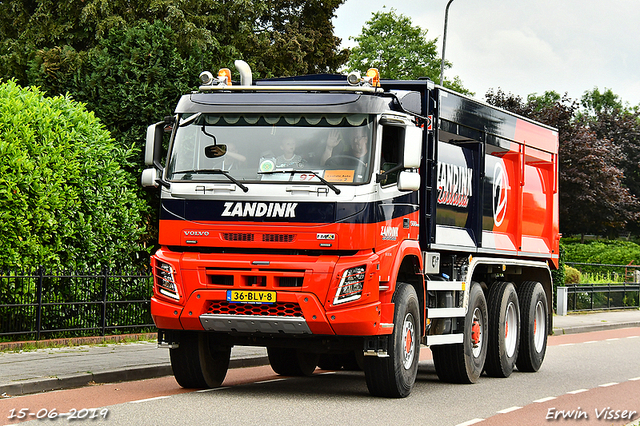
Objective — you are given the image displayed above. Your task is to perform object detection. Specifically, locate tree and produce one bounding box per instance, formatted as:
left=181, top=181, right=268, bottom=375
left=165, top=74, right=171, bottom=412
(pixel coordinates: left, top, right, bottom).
left=579, top=88, right=640, bottom=233
left=346, top=8, right=470, bottom=94
left=0, top=80, right=147, bottom=271
left=485, top=89, right=639, bottom=238
left=0, top=0, right=348, bottom=86
left=0, top=0, right=350, bottom=266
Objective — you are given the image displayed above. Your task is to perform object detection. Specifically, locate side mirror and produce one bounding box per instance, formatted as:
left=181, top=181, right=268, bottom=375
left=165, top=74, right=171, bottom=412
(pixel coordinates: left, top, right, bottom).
left=141, top=168, right=159, bottom=188
left=145, top=122, right=164, bottom=167
left=397, top=171, right=420, bottom=192
left=403, top=126, right=422, bottom=169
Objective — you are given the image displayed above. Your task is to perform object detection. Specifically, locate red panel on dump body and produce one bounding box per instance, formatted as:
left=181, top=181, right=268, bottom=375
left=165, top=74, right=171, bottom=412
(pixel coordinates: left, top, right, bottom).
left=487, top=121, right=559, bottom=267
left=514, top=117, right=559, bottom=155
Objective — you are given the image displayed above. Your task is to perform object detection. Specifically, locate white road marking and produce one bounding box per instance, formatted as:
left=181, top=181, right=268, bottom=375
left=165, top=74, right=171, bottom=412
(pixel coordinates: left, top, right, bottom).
left=497, top=406, right=522, bottom=414
left=534, top=396, right=557, bottom=403
left=455, top=419, right=484, bottom=426
left=255, top=378, right=287, bottom=384
left=197, top=387, right=230, bottom=392
left=129, top=396, right=171, bottom=404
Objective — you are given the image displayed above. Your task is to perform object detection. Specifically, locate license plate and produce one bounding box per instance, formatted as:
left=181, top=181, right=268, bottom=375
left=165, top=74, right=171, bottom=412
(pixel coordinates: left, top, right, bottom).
left=226, top=290, right=276, bottom=304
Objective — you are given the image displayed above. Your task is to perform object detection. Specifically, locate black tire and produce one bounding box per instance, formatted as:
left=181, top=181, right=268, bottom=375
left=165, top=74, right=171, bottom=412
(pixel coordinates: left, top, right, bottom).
left=516, top=281, right=548, bottom=372
left=317, top=351, right=363, bottom=371
left=432, top=282, right=488, bottom=384
left=317, top=354, right=345, bottom=370
left=342, top=350, right=364, bottom=371
left=485, top=282, right=520, bottom=378
left=363, top=283, right=420, bottom=398
left=170, top=331, right=231, bottom=389
left=268, top=347, right=319, bottom=376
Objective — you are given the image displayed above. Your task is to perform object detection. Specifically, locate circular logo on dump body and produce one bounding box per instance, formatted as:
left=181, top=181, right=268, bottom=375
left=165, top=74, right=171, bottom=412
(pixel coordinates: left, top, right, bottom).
left=492, top=161, right=508, bottom=227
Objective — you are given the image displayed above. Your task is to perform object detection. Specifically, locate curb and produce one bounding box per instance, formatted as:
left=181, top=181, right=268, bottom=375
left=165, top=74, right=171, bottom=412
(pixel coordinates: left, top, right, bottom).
left=553, top=321, right=640, bottom=335
left=0, top=333, right=158, bottom=352
left=0, top=356, right=270, bottom=398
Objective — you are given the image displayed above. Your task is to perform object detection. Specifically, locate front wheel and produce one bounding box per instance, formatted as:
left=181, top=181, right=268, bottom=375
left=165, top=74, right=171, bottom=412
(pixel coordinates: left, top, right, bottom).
left=170, top=331, right=231, bottom=389
left=363, top=282, right=420, bottom=398
left=516, top=281, right=548, bottom=372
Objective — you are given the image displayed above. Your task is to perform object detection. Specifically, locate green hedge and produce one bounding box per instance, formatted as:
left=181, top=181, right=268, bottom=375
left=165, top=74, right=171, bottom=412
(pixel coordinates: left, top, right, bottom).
left=0, top=80, right=148, bottom=271
left=563, top=238, right=640, bottom=265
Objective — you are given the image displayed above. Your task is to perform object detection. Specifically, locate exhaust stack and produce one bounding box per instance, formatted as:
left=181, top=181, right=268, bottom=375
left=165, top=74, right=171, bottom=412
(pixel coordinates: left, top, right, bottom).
left=234, top=60, right=252, bottom=87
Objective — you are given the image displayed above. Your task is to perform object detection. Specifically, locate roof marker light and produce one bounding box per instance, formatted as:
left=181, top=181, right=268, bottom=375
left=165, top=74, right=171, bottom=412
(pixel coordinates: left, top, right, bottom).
left=366, top=68, right=380, bottom=87
left=218, top=68, right=232, bottom=86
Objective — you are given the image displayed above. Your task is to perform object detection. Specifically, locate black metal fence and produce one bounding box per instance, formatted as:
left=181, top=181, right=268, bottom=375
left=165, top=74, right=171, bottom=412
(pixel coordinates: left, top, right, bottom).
left=566, top=283, right=640, bottom=311
left=0, top=266, right=154, bottom=341
left=563, top=262, right=640, bottom=312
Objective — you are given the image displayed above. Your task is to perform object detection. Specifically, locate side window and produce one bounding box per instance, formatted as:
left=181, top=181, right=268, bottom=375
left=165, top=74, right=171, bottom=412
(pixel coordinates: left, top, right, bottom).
left=380, top=126, right=404, bottom=186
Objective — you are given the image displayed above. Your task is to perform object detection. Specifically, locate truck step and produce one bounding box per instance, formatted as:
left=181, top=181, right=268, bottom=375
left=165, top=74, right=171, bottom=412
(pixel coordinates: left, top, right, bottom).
left=426, top=280, right=465, bottom=291
left=426, top=333, right=464, bottom=346
left=427, top=307, right=465, bottom=318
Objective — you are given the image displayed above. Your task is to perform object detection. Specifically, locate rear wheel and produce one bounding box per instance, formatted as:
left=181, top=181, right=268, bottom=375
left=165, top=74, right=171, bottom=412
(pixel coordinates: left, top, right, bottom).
left=516, top=281, right=548, bottom=372
left=363, top=283, right=420, bottom=398
left=170, top=331, right=231, bottom=389
left=432, top=282, right=488, bottom=384
left=485, top=282, right=520, bottom=378
left=317, top=351, right=363, bottom=371
left=268, top=347, right=319, bottom=376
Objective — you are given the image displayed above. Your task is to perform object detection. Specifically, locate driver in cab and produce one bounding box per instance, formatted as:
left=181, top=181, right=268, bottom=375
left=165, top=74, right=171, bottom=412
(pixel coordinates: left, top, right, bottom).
left=321, top=128, right=370, bottom=181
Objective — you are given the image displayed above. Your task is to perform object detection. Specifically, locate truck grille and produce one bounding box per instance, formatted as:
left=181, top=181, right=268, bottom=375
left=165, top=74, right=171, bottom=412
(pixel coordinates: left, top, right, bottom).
left=262, top=233, right=296, bottom=243
left=206, top=301, right=303, bottom=317
left=221, top=233, right=296, bottom=243
left=222, top=233, right=254, bottom=242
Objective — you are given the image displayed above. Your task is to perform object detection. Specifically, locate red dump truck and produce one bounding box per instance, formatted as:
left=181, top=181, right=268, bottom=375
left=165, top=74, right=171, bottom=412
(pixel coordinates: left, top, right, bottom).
left=141, top=61, right=559, bottom=397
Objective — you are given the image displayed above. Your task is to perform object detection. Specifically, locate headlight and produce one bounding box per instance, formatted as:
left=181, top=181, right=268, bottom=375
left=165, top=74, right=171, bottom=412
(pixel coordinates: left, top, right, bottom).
left=154, top=260, right=180, bottom=300
left=333, top=265, right=366, bottom=305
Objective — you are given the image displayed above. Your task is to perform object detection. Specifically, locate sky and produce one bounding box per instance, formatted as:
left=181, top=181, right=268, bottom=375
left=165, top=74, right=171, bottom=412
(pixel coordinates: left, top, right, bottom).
left=332, top=0, right=640, bottom=107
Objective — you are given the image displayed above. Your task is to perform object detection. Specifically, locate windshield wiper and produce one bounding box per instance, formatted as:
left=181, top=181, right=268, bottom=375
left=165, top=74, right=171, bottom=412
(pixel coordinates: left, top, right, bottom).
left=259, top=169, right=341, bottom=195
left=171, top=169, right=249, bottom=192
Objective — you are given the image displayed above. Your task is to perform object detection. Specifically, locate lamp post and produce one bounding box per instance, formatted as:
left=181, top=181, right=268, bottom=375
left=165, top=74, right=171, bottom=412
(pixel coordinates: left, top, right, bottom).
left=440, top=0, right=455, bottom=86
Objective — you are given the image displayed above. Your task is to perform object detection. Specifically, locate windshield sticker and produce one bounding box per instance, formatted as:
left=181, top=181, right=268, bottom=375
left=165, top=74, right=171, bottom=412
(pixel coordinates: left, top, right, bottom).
left=324, top=170, right=354, bottom=183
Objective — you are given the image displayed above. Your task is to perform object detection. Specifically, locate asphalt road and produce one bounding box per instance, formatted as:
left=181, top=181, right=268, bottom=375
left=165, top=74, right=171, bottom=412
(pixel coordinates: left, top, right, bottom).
left=2, top=327, right=639, bottom=426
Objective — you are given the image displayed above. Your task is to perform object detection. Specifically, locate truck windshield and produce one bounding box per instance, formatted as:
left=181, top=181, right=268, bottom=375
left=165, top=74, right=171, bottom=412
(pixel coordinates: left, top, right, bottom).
left=166, top=113, right=375, bottom=184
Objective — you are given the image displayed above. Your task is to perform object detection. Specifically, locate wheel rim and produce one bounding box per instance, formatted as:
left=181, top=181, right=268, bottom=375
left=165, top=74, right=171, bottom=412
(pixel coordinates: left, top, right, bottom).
left=504, top=301, right=518, bottom=358
left=471, top=307, right=483, bottom=358
left=401, top=313, right=416, bottom=369
left=533, top=300, right=546, bottom=352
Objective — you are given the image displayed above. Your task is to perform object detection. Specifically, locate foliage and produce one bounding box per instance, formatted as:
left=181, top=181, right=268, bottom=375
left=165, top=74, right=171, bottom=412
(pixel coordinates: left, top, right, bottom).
left=346, top=8, right=470, bottom=94
left=564, top=266, right=581, bottom=284
left=579, top=272, right=624, bottom=284
left=485, top=89, right=639, bottom=237
left=0, top=0, right=348, bottom=85
left=563, top=238, right=640, bottom=266
left=0, top=1, right=349, bottom=261
left=579, top=88, right=640, bottom=234
left=0, top=80, right=147, bottom=271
